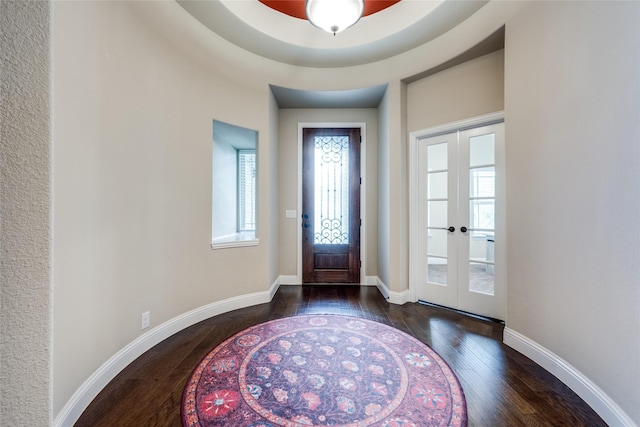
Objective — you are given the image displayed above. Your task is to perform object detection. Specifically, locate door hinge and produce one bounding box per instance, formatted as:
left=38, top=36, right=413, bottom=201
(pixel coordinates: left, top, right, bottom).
left=360, top=177, right=362, bottom=185
left=360, top=219, right=362, bottom=227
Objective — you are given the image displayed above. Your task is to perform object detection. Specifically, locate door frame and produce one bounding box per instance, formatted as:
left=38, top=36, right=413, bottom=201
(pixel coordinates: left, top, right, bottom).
left=295, top=122, right=367, bottom=285
left=408, top=111, right=505, bottom=312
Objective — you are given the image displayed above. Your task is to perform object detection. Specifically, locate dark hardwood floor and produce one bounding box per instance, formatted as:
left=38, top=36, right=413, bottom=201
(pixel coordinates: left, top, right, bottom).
left=75, top=285, right=607, bottom=427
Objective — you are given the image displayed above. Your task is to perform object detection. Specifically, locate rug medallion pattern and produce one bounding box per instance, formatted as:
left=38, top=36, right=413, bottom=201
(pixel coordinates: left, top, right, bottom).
left=182, top=315, right=466, bottom=426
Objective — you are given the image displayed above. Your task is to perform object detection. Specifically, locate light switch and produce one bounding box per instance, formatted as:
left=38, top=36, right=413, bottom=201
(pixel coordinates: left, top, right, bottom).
left=285, top=209, right=297, bottom=219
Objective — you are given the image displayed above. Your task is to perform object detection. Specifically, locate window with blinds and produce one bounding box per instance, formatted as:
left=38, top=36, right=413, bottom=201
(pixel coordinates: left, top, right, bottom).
left=211, top=120, right=258, bottom=249
left=238, top=150, right=256, bottom=232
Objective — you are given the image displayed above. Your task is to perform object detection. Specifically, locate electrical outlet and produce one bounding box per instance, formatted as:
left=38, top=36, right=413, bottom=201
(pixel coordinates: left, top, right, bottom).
left=141, top=311, right=150, bottom=330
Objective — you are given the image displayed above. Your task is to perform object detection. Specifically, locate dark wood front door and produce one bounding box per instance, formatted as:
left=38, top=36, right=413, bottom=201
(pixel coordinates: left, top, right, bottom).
left=302, top=128, right=361, bottom=283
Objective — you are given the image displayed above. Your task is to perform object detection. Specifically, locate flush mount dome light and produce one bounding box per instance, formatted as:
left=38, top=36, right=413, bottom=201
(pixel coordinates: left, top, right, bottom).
left=305, top=0, right=365, bottom=35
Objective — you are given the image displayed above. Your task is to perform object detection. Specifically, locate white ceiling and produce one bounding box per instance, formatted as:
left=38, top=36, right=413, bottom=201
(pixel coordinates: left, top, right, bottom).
left=213, top=120, right=258, bottom=149
left=269, top=84, right=389, bottom=108
left=176, top=0, right=499, bottom=108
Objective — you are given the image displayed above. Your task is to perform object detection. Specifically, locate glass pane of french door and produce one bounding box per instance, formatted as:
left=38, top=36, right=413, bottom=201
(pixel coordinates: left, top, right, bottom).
left=427, top=142, right=449, bottom=286
left=418, top=132, right=459, bottom=310
left=467, top=133, right=496, bottom=295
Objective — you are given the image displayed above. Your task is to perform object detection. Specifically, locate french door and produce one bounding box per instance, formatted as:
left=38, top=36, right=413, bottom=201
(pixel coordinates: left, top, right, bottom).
left=416, top=122, right=505, bottom=320
left=302, top=128, right=361, bottom=283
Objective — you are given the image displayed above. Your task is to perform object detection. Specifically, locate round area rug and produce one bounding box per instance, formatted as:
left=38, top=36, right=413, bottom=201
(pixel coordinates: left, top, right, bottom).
left=182, top=315, right=466, bottom=427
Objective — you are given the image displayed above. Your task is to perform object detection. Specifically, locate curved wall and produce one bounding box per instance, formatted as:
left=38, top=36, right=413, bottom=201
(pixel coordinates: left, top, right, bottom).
left=42, top=1, right=640, bottom=426
left=51, top=0, right=280, bottom=417
left=503, top=2, right=639, bottom=423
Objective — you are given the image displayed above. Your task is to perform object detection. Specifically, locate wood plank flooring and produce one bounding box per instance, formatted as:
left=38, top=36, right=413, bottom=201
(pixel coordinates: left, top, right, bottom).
left=74, top=285, right=607, bottom=426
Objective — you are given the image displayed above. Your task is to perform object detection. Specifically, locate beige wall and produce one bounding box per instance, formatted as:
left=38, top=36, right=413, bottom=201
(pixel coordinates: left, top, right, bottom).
left=504, top=1, right=639, bottom=421
left=278, top=109, right=378, bottom=279
left=52, top=1, right=279, bottom=415
left=378, top=81, right=409, bottom=292
left=407, top=50, right=505, bottom=132
left=268, top=91, right=281, bottom=282
left=377, top=91, right=392, bottom=287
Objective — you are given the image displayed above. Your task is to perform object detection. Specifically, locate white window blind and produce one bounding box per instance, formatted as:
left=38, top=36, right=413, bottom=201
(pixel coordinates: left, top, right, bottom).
left=238, top=150, right=256, bottom=231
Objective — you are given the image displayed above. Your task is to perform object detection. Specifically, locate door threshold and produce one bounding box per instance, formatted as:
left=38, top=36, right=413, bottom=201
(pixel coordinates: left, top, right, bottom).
left=417, top=300, right=505, bottom=325
left=302, top=283, right=362, bottom=286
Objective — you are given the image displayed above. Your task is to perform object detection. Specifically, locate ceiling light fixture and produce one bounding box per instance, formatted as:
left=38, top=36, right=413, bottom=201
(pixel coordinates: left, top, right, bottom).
left=305, top=0, right=365, bottom=35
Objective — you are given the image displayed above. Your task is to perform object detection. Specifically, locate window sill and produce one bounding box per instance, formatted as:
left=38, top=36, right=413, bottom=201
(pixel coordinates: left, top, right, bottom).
left=211, top=233, right=259, bottom=250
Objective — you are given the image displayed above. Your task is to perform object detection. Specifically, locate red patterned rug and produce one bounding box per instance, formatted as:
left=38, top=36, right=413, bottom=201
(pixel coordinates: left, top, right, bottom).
left=182, top=315, right=467, bottom=427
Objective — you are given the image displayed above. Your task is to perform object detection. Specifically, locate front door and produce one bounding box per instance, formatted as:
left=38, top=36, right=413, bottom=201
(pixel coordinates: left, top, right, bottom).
left=302, top=128, right=361, bottom=283
left=417, top=122, right=505, bottom=320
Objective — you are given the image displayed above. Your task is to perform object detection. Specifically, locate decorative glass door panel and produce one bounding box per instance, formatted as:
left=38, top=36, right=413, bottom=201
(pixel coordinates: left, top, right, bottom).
left=302, top=128, right=361, bottom=283
left=314, top=136, right=350, bottom=244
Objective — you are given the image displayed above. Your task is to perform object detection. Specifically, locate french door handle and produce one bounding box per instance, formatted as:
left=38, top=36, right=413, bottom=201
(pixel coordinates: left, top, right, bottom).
left=434, top=226, right=456, bottom=232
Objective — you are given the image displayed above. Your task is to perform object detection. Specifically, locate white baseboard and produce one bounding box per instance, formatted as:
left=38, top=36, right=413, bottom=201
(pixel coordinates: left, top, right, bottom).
left=279, top=275, right=300, bottom=285
left=504, top=328, right=636, bottom=427
left=53, top=278, right=281, bottom=427
left=369, top=276, right=411, bottom=305
left=364, top=276, right=378, bottom=287
left=56, top=283, right=634, bottom=427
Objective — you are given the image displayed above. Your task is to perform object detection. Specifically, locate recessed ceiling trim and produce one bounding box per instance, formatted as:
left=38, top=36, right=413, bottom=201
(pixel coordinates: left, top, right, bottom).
left=176, top=0, right=489, bottom=68
left=270, top=84, right=389, bottom=109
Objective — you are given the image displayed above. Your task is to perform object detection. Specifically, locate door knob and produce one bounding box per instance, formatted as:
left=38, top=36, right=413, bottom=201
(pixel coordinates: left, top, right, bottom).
left=303, top=223, right=310, bottom=228
left=460, top=226, right=467, bottom=233
left=435, top=226, right=456, bottom=232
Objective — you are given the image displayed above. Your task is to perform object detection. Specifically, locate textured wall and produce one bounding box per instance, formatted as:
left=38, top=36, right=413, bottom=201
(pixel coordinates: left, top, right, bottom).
left=0, top=0, right=53, bottom=425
